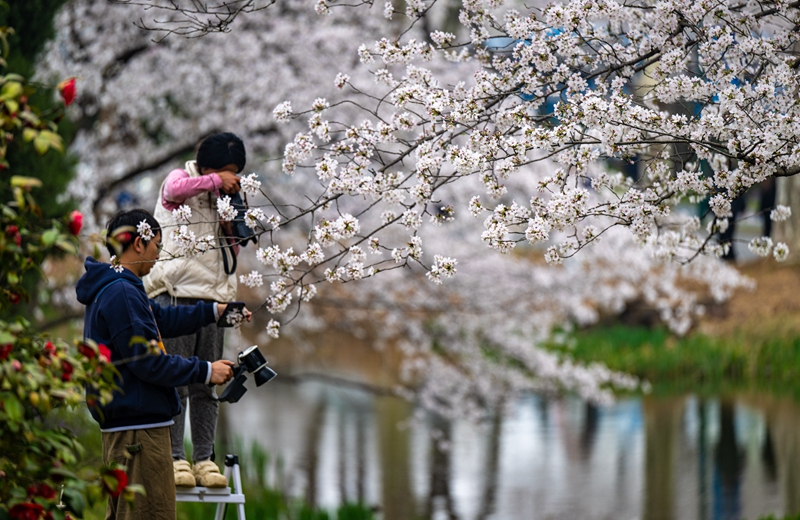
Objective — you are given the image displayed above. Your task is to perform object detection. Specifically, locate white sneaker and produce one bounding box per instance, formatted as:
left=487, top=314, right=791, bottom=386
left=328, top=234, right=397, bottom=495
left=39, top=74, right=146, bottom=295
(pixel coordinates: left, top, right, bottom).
left=173, top=460, right=196, bottom=487
left=193, top=460, right=227, bottom=488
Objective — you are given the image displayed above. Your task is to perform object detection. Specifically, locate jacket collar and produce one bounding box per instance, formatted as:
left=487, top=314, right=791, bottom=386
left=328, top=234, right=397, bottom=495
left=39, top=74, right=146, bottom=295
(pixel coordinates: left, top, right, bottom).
left=185, top=160, right=201, bottom=178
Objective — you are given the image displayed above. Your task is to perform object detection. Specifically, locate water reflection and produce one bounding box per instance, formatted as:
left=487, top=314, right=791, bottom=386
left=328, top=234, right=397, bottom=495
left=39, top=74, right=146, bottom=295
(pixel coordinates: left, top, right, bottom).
left=212, top=377, right=800, bottom=520
left=210, top=328, right=800, bottom=519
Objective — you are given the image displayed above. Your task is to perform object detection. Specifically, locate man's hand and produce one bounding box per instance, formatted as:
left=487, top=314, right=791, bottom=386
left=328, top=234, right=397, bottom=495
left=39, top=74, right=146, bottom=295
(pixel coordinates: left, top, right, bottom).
left=209, top=360, right=235, bottom=385
left=217, top=171, right=241, bottom=194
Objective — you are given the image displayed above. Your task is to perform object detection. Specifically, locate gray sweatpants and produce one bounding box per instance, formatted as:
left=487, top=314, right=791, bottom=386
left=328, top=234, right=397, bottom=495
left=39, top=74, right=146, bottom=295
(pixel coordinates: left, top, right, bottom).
left=154, top=293, right=224, bottom=463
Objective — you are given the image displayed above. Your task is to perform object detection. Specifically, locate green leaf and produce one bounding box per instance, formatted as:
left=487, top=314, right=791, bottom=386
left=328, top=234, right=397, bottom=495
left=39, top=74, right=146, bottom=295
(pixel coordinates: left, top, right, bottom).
left=6, top=272, right=18, bottom=285
left=13, top=186, right=24, bottom=209
left=56, top=239, right=77, bottom=254
left=50, top=468, right=79, bottom=481
left=22, top=127, right=36, bottom=143
left=4, top=98, right=17, bottom=114
left=0, top=80, right=21, bottom=100
left=3, top=394, right=23, bottom=422
left=17, top=111, right=39, bottom=125
left=39, top=130, right=63, bottom=153
left=63, top=487, right=86, bottom=517
left=10, top=176, right=42, bottom=190
left=33, top=133, right=49, bottom=155
left=0, top=330, right=14, bottom=344
left=41, top=228, right=59, bottom=246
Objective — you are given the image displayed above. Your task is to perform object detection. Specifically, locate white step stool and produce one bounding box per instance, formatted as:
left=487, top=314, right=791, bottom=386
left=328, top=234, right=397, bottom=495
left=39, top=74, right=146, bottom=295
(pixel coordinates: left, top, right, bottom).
left=176, top=454, right=246, bottom=520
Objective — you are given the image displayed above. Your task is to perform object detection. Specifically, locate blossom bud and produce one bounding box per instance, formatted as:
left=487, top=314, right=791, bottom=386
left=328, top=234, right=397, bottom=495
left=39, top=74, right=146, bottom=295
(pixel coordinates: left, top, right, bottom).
left=68, top=210, right=83, bottom=235
left=103, top=469, right=129, bottom=497
left=57, top=78, right=77, bottom=107
left=78, top=342, right=97, bottom=359
left=61, top=360, right=74, bottom=381
left=99, top=344, right=111, bottom=363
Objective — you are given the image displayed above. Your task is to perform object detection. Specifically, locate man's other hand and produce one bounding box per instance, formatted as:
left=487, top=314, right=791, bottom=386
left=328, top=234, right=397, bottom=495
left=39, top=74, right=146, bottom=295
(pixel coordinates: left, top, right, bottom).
left=209, top=360, right=235, bottom=385
left=216, top=304, right=252, bottom=322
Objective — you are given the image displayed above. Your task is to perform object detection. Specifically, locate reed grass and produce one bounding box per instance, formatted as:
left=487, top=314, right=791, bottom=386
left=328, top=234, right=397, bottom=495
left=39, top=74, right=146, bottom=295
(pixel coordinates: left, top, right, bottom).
left=554, top=325, right=800, bottom=396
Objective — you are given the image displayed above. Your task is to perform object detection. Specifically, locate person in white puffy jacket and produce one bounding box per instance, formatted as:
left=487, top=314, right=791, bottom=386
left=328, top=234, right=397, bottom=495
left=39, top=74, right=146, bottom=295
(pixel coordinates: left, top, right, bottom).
left=144, top=132, right=245, bottom=488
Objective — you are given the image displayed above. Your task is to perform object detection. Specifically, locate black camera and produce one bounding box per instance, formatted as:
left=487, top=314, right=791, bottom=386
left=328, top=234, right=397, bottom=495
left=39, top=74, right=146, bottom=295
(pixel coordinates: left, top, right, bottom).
left=218, top=345, right=277, bottom=403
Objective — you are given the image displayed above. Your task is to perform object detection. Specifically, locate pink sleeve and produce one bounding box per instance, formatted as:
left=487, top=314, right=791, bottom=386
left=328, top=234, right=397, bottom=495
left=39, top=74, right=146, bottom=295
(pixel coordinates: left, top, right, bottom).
left=161, top=169, right=222, bottom=211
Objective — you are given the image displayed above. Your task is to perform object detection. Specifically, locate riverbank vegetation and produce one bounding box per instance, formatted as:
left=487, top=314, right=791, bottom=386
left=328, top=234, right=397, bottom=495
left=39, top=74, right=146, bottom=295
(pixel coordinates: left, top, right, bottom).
left=554, top=261, right=800, bottom=396
left=558, top=324, right=800, bottom=395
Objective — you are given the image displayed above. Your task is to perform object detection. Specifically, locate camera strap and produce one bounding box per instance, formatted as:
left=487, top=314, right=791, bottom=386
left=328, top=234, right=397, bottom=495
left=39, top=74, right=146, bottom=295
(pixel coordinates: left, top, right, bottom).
left=219, top=236, right=237, bottom=275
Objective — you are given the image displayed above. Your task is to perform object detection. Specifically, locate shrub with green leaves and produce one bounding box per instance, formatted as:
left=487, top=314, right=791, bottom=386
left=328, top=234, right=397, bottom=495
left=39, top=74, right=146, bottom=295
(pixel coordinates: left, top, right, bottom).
left=0, top=26, right=135, bottom=520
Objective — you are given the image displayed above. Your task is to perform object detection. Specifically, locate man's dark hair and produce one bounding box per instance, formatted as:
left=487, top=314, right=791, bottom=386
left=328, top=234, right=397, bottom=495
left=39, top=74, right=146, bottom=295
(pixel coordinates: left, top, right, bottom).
left=105, top=208, right=161, bottom=257
left=196, top=132, right=246, bottom=173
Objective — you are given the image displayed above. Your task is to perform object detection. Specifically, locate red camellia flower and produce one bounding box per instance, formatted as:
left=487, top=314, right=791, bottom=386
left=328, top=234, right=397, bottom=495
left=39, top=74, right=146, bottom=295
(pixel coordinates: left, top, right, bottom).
left=12, top=359, right=21, bottom=371
left=68, top=210, right=83, bottom=236
left=98, top=344, right=112, bottom=363
left=0, top=343, right=12, bottom=360
left=104, top=469, right=129, bottom=497
left=78, top=342, right=96, bottom=359
left=43, top=341, right=56, bottom=357
left=9, top=502, right=44, bottom=520
left=61, top=360, right=74, bottom=382
left=5, top=225, right=21, bottom=247
left=27, top=483, right=56, bottom=500
left=57, top=78, right=77, bottom=107
left=9, top=293, right=21, bottom=305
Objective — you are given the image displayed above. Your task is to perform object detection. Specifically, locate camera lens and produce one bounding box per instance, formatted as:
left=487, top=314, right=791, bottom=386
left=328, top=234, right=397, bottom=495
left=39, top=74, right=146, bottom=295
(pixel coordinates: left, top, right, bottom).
left=253, top=366, right=277, bottom=387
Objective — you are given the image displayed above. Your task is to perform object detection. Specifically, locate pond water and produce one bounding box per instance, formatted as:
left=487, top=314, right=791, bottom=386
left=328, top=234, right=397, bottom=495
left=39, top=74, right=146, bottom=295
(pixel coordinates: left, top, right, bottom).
left=209, top=332, right=800, bottom=520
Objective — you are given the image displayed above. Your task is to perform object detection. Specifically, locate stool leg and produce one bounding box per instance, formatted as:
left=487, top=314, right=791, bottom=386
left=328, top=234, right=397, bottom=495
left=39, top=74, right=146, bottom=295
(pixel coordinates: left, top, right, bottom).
left=233, top=463, right=246, bottom=520
left=214, top=465, right=234, bottom=520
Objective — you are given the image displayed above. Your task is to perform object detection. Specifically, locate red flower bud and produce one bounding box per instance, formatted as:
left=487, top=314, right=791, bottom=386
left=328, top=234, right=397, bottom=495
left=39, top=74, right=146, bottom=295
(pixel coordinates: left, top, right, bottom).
left=61, top=360, right=74, bottom=382
left=12, top=359, right=22, bottom=371
left=9, top=502, right=44, bottom=520
left=27, top=483, right=56, bottom=500
left=57, top=78, right=77, bottom=107
left=99, top=344, right=112, bottom=363
left=9, top=293, right=21, bottom=305
left=0, top=343, right=11, bottom=360
left=103, top=468, right=129, bottom=497
left=68, top=210, right=83, bottom=236
left=5, top=225, right=18, bottom=236
left=43, top=341, right=56, bottom=357
left=78, top=342, right=96, bottom=360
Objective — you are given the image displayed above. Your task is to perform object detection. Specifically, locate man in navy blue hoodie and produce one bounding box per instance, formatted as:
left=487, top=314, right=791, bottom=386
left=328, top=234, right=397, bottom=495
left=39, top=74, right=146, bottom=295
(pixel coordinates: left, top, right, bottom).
left=76, top=209, right=239, bottom=520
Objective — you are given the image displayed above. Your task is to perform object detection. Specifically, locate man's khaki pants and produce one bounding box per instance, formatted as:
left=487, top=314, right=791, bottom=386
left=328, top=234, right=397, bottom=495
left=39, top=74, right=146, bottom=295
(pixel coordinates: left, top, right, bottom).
left=102, top=426, right=176, bottom=520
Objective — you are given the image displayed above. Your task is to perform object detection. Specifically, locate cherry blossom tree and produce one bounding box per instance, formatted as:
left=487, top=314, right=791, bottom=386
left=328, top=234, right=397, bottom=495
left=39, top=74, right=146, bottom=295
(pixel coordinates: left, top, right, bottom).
left=38, top=0, right=776, bottom=406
